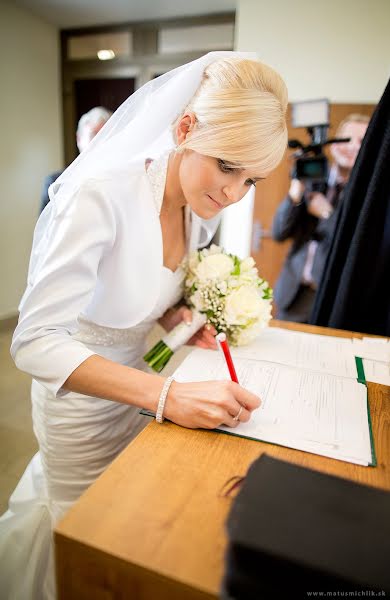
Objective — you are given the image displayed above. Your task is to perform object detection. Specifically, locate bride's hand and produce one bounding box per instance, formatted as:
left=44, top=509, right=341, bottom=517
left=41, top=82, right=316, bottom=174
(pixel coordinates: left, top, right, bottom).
left=164, top=379, right=261, bottom=429
left=158, top=306, right=217, bottom=350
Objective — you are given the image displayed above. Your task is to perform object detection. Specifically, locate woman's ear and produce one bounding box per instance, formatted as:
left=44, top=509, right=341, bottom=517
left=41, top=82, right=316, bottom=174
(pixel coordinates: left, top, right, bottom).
left=176, top=112, right=196, bottom=145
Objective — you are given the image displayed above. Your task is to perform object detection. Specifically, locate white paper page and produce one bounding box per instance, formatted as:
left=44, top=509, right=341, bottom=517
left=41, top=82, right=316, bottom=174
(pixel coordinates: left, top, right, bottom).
left=362, top=359, right=390, bottom=386
left=231, top=327, right=358, bottom=379
left=174, top=348, right=372, bottom=466
left=352, top=337, right=390, bottom=362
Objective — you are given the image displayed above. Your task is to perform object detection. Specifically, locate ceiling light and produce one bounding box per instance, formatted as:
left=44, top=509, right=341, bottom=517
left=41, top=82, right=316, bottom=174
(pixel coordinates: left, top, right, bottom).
left=97, top=49, right=115, bottom=60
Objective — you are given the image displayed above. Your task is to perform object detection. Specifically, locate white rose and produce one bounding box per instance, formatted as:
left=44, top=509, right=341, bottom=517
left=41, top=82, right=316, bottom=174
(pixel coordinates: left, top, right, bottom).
left=227, top=277, right=240, bottom=288
left=231, top=309, right=272, bottom=346
left=240, top=257, right=256, bottom=272
left=238, top=270, right=259, bottom=285
left=207, top=244, right=223, bottom=255
left=196, top=254, right=234, bottom=282
left=238, top=257, right=259, bottom=284
left=224, top=286, right=269, bottom=326
left=233, top=322, right=264, bottom=346
left=257, top=300, right=273, bottom=326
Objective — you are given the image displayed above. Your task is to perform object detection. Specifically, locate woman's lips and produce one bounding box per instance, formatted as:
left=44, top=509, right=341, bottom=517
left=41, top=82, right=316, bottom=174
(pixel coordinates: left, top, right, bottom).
left=207, top=194, right=223, bottom=209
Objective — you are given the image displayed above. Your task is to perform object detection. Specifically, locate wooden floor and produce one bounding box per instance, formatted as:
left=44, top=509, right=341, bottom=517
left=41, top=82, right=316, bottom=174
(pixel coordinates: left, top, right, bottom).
left=0, top=323, right=37, bottom=513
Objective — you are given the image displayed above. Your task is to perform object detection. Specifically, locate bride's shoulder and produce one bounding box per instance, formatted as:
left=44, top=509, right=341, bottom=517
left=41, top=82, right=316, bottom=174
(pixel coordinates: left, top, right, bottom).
left=68, top=158, right=149, bottom=216
left=83, top=157, right=147, bottom=192
left=53, top=158, right=149, bottom=223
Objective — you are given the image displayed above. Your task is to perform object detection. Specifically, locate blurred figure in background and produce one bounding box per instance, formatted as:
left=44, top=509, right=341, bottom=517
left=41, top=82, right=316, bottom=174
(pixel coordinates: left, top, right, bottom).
left=40, top=106, right=112, bottom=213
left=272, top=113, right=369, bottom=323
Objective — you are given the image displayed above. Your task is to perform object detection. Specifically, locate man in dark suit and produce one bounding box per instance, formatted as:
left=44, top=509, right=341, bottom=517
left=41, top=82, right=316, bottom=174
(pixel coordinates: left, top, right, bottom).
left=272, top=114, right=369, bottom=323
left=39, top=106, right=112, bottom=213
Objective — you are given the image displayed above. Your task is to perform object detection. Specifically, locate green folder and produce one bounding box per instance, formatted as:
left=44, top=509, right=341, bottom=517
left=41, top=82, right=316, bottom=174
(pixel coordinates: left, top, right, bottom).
left=355, top=356, right=377, bottom=466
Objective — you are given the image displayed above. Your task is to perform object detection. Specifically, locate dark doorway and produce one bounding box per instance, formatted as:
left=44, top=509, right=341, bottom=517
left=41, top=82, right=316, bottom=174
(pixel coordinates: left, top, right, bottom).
left=74, top=78, right=135, bottom=124
left=68, top=77, right=135, bottom=160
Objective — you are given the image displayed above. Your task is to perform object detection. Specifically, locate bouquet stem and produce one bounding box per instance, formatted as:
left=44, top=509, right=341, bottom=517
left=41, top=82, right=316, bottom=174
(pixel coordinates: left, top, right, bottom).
left=143, top=310, right=207, bottom=373
left=143, top=340, right=173, bottom=373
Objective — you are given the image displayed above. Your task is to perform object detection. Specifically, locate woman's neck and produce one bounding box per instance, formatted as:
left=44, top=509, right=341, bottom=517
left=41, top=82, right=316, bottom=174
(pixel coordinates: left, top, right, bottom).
left=162, top=152, right=187, bottom=214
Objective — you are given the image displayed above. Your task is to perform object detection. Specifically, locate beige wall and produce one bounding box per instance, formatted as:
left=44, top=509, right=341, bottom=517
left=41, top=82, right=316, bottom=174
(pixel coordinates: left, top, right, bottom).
left=0, top=2, right=62, bottom=319
left=236, top=0, right=390, bottom=103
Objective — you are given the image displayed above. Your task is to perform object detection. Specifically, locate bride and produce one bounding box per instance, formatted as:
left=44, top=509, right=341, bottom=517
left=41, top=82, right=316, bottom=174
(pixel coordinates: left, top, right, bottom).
left=0, top=51, right=288, bottom=599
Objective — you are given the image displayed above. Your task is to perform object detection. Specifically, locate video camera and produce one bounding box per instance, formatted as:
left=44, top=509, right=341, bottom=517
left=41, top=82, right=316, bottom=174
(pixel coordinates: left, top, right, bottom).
left=288, top=99, right=350, bottom=193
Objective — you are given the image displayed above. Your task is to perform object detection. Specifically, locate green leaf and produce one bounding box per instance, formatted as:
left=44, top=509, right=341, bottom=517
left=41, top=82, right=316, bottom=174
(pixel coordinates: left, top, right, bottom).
left=231, top=255, right=241, bottom=276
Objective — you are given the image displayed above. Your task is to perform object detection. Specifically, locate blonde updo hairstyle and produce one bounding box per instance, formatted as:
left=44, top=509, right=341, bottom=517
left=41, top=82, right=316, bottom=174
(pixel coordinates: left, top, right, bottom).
left=173, top=57, right=288, bottom=176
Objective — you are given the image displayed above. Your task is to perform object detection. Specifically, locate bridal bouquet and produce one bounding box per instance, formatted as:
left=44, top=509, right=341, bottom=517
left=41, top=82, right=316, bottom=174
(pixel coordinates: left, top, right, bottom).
left=143, top=245, right=273, bottom=372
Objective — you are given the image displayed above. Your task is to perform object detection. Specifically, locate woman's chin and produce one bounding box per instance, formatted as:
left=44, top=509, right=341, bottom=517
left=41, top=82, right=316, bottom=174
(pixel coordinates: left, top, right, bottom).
left=192, top=206, right=221, bottom=220
left=189, top=199, right=222, bottom=220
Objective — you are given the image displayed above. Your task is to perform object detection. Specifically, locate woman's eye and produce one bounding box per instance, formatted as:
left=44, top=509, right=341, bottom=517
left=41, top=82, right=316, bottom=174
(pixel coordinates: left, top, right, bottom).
left=245, top=179, right=256, bottom=187
left=218, top=159, right=234, bottom=173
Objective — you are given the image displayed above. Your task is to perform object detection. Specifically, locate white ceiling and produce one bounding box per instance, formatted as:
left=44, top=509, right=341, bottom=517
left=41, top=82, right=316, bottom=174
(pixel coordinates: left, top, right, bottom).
left=13, top=0, right=236, bottom=29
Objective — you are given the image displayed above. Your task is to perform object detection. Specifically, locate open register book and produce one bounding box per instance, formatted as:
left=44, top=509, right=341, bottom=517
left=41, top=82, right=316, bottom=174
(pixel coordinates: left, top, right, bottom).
left=172, top=328, right=376, bottom=467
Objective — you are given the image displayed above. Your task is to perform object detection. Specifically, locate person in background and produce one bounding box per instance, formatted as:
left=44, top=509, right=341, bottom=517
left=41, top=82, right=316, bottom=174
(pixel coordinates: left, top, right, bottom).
left=272, top=113, right=369, bottom=323
left=39, top=106, right=112, bottom=213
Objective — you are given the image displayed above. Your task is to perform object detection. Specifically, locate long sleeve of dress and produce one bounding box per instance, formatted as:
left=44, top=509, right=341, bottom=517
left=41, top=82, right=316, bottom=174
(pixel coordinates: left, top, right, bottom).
left=11, top=180, right=116, bottom=396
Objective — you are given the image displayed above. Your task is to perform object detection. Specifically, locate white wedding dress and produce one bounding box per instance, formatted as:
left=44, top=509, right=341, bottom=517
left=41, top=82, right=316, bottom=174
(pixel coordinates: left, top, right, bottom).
left=0, top=156, right=188, bottom=600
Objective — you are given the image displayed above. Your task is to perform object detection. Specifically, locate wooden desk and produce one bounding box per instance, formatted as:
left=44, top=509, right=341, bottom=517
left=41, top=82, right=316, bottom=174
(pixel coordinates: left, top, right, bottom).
left=55, top=322, right=390, bottom=600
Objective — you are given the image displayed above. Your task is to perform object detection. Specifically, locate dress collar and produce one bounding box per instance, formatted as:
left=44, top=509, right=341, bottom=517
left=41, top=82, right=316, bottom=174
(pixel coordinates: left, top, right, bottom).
left=146, top=152, right=170, bottom=215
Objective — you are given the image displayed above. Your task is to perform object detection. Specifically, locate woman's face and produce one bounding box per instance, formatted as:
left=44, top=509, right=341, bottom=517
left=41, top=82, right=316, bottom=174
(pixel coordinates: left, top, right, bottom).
left=178, top=151, right=262, bottom=220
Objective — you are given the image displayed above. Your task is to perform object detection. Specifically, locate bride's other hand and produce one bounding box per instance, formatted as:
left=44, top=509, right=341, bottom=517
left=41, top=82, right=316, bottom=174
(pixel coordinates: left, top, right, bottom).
left=164, top=380, right=261, bottom=429
left=158, top=305, right=189, bottom=332
left=158, top=306, right=217, bottom=349
left=179, top=306, right=217, bottom=349
left=188, top=323, right=217, bottom=349
left=158, top=306, right=191, bottom=332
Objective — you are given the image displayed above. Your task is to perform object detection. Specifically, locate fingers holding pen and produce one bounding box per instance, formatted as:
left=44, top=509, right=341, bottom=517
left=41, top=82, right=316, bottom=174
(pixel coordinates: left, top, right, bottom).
left=164, top=380, right=261, bottom=430
left=224, top=382, right=260, bottom=428
left=164, top=322, right=261, bottom=428
left=232, top=381, right=261, bottom=412
left=226, top=404, right=251, bottom=425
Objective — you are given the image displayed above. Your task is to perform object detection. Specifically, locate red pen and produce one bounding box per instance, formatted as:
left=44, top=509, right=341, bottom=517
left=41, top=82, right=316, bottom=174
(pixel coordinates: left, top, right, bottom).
left=216, top=332, right=239, bottom=384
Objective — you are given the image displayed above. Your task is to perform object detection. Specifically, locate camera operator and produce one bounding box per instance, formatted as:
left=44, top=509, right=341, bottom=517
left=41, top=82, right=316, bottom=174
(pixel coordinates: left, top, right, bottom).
left=272, top=113, right=369, bottom=323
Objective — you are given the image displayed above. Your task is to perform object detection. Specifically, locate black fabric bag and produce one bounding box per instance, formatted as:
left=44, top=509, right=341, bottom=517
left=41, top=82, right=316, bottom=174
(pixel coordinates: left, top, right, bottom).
left=223, top=455, right=390, bottom=600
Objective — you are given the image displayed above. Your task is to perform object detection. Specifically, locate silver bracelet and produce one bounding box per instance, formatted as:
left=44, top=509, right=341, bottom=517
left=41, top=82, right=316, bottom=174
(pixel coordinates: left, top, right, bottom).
left=155, top=376, right=174, bottom=423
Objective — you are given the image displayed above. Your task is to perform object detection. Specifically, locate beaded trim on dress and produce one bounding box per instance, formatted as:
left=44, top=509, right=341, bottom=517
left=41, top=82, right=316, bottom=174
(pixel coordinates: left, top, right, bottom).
left=73, top=318, right=152, bottom=347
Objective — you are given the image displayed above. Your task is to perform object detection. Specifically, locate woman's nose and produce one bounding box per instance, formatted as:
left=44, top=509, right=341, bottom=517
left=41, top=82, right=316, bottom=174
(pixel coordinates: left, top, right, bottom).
left=222, top=182, right=245, bottom=204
